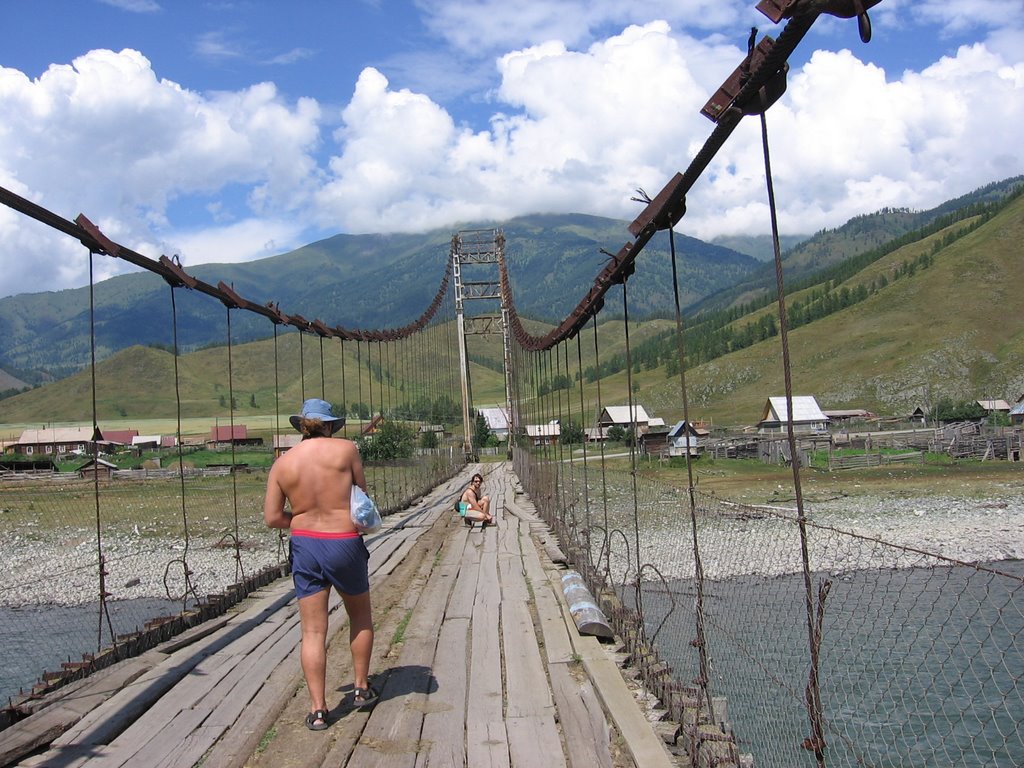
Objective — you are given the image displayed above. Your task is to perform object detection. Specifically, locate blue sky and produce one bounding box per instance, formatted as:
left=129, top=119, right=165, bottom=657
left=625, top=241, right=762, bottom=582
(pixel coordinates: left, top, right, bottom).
left=0, top=0, right=1021, bottom=298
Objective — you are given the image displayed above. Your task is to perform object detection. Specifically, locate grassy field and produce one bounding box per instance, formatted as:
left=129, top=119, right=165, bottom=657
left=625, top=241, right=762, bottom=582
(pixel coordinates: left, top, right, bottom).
left=627, top=454, right=1024, bottom=505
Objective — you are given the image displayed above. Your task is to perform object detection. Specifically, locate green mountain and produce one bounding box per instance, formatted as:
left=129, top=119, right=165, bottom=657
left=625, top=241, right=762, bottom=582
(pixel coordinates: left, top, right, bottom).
left=711, top=233, right=809, bottom=261
left=2, top=177, right=1023, bottom=429
left=640, top=188, right=1024, bottom=425
left=694, top=176, right=1024, bottom=313
left=0, top=213, right=757, bottom=384
left=0, top=186, right=1021, bottom=429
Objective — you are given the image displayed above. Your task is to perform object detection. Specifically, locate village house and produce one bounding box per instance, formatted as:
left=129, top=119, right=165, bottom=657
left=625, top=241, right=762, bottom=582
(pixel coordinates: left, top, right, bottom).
left=821, top=409, right=876, bottom=424
left=525, top=421, right=560, bottom=446
left=976, top=399, right=1011, bottom=415
left=1011, top=396, right=1024, bottom=426
left=638, top=422, right=673, bottom=456
left=76, top=458, right=118, bottom=481
left=757, top=396, right=829, bottom=435
left=418, top=424, right=446, bottom=436
left=479, top=407, right=510, bottom=441
left=206, top=425, right=263, bottom=449
left=272, top=433, right=302, bottom=458
left=597, top=405, right=662, bottom=436
left=101, top=429, right=139, bottom=447
left=9, top=427, right=102, bottom=456
left=666, top=420, right=711, bottom=457
left=130, top=435, right=177, bottom=451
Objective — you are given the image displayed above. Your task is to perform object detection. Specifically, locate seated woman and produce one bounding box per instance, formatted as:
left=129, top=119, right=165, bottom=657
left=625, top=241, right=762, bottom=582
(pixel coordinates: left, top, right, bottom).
left=458, top=473, right=494, bottom=527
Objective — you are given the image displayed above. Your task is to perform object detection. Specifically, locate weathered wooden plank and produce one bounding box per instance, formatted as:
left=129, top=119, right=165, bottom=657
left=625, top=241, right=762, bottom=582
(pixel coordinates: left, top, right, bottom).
left=498, top=545, right=553, bottom=718
left=347, top=517, right=463, bottom=768
left=506, top=714, right=566, bottom=768
left=93, top=637, right=247, bottom=754
left=415, top=617, right=469, bottom=768
left=465, top=722, right=510, bottom=768
left=156, top=615, right=232, bottom=655
left=568, top=631, right=676, bottom=768
left=116, top=705, right=213, bottom=768
left=446, top=530, right=480, bottom=621
left=0, top=654, right=160, bottom=767
left=194, top=645, right=305, bottom=768
left=518, top=524, right=574, bottom=665
left=16, top=743, right=114, bottom=767
left=466, top=539, right=508, bottom=768
left=52, top=581, right=297, bottom=749
left=549, top=663, right=613, bottom=768
left=199, top=615, right=302, bottom=728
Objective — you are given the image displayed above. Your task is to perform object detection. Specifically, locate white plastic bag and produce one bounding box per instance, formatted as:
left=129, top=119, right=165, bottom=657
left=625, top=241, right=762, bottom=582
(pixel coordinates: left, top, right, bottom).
left=351, top=484, right=382, bottom=533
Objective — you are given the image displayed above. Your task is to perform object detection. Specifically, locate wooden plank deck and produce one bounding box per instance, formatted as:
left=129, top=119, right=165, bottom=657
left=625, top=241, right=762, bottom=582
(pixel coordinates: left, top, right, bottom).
left=6, top=463, right=679, bottom=768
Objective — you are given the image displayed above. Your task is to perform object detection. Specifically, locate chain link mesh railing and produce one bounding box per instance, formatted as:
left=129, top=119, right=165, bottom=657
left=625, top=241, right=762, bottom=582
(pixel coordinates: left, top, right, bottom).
left=514, top=449, right=1024, bottom=766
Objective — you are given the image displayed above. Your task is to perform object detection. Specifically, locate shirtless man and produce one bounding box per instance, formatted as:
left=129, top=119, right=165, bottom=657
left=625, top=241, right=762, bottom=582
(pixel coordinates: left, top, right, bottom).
left=458, top=472, right=494, bottom=527
left=264, top=398, right=377, bottom=731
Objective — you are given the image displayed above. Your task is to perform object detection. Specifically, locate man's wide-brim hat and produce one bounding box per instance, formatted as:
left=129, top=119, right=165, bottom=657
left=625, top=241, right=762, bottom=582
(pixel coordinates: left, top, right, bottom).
left=289, top=398, right=345, bottom=432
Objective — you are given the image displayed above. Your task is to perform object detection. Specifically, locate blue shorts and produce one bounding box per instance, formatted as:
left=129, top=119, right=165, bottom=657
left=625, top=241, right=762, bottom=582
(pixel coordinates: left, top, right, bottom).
left=289, top=530, right=370, bottom=599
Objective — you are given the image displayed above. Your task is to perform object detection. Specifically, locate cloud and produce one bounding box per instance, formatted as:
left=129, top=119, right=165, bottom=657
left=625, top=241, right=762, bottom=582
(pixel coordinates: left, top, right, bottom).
left=315, top=23, right=737, bottom=232
left=416, top=0, right=747, bottom=53
left=0, top=49, right=322, bottom=296
left=98, top=0, right=161, bottom=12
left=265, top=47, right=317, bottom=66
left=690, top=41, right=1024, bottom=238
left=194, top=30, right=246, bottom=61
left=316, top=19, right=1024, bottom=241
left=911, top=0, right=1023, bottom=34
left=0, top=7, right=1022, bottom=301
left=168, top=218, right=309, bottom=267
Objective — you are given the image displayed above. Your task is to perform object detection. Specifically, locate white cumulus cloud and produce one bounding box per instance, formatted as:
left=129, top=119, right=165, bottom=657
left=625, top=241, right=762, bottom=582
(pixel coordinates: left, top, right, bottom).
left=0, top=5, right=1022, bottom=301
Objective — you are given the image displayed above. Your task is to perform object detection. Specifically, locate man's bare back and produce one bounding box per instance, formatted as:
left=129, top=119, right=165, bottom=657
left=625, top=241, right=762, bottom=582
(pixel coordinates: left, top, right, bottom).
left=263, top=436, right=367, bottom=533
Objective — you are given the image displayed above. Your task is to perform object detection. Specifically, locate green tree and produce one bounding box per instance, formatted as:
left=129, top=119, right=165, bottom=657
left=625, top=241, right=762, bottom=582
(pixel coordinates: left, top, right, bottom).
left=356, top=421, right=415, bottom=460
left=473, top=412, right=496, bottom=448
left=607, top=424, right=626, bottom=443
left=559, top=421, right=584, bottom=445
left=420, top=429, right=439, bottom=450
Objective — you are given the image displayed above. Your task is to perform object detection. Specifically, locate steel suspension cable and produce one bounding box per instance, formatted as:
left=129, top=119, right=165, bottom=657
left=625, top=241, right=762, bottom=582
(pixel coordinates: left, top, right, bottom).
left=575, top=333, right=593, bottom=562
left=591, top=314, right=611, bottom=580
left=224, top=306, right=244, bottom=582
left=299, top=331, right=306, bottom=403
left=666, top=224, right=716, bottom=726
left=619, top=282, right=642, bottom=591
left=87, top=249, right=118, bottom=655
left=167, top=283, right=199, bottom=607
left=340, top=338, right=348, bottom=438
left=273, top=324, right=287, bottom=560
left=562, top=340, right=576, bottom=530
left=319, top=336, right=326, bottom=398
left=759, top=102, right=826, bottom=766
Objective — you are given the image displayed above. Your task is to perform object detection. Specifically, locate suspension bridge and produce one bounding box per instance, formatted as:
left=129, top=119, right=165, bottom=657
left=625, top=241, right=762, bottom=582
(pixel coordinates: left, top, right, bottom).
left=2, top=2, right=1023, bottom=766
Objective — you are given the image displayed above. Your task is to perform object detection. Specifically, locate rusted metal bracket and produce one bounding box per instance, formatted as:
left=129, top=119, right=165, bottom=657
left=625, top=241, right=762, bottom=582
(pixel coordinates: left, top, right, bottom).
left=758, top=0, right=881, bottom=42
left=158, top=255, right=198, bottom=289
left=628, top=173, right=688, bottom=237
left=701, top=35, right=789, bottom=123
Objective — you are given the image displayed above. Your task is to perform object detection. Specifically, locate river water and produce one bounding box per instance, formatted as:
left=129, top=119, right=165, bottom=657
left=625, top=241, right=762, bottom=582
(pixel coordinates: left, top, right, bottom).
left=1, top=597, right=185, bottom=705
left=639, top=559, right=1024, bottom=767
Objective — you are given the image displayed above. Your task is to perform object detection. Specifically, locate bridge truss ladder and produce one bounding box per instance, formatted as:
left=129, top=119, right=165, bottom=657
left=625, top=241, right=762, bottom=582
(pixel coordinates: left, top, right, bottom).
left=451, top=228, right=511, bottom=458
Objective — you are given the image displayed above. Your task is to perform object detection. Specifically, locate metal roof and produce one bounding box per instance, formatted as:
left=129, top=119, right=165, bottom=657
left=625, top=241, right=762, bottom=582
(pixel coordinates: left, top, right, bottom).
left=761, top=396, right=828, bottom=424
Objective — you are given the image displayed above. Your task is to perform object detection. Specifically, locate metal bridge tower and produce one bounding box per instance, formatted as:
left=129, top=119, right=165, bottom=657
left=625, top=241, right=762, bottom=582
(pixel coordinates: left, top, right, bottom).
left=451, top=229, right=512, bottom=458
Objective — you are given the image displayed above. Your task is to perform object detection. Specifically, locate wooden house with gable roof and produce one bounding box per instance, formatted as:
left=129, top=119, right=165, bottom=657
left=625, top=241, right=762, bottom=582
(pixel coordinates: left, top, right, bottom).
left=757, top=396, right=829, bottom=435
